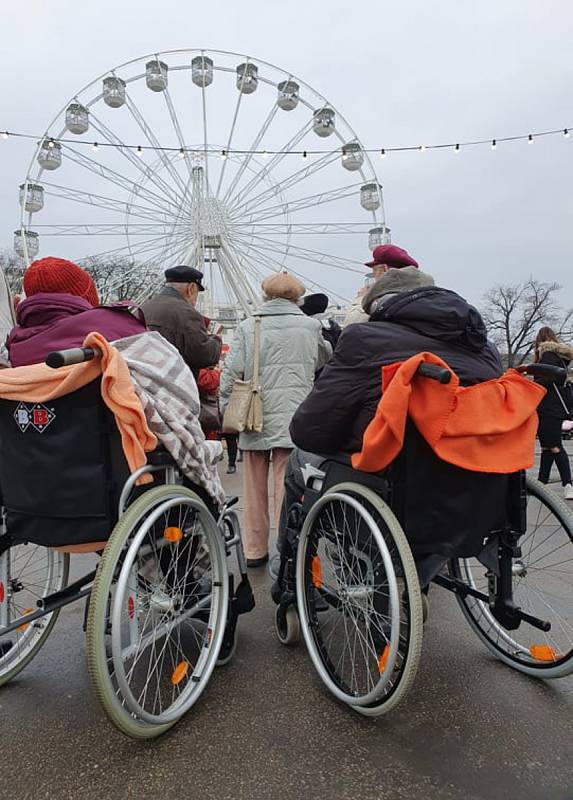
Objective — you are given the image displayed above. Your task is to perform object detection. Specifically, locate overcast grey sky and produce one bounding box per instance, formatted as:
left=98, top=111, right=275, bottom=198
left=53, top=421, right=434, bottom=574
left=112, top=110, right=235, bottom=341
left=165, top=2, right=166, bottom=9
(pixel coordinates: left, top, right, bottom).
left=1, top=0, right=572, bottom=308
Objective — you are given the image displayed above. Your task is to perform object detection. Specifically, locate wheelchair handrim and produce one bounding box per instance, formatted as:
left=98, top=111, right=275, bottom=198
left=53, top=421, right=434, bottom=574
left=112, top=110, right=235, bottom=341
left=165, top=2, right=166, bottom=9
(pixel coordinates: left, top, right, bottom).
left=110, top=496, right=228, bottom=725
left=296, top=491, right=401, bottom=707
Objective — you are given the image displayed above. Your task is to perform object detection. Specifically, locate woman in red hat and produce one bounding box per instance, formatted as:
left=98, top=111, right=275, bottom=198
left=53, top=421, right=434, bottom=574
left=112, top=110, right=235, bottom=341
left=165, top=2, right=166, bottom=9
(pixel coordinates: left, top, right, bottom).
left=6, top=257, right=146, bottom=367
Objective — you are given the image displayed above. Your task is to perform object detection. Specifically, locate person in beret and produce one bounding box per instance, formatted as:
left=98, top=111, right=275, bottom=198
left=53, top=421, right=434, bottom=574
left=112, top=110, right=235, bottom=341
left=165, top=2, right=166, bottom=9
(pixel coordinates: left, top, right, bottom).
left=343, top=243, right=421, bottom=327
left=142, top=266, right=222, bottom=379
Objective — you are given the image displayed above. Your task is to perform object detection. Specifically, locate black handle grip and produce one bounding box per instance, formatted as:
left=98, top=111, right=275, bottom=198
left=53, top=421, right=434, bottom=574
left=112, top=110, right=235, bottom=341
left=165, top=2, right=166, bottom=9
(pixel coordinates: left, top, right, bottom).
left=416, top=363, right=452, bottom=384
left=45, top=347, right=98, bottom=369
left=523, top=363, right=568, bottom=382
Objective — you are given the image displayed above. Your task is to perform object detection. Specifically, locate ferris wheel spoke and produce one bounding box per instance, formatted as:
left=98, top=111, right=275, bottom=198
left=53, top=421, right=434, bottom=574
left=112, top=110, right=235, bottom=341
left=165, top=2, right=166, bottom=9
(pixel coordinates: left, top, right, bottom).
left=124, top=94, right=191, bottom=198
left=233, top=230, right=363, bottom=273
left=215, top=62, right=251, bottom=198
left=41, top=181, right=169, bottom=223
left=32, top=223, right=180, bottom=237
left=88, top=112, right=184, bottom=207
left=233, top=239, right=350, bottom=305
left=78, top=230, right=179, bottom=264
left=232, top=181, right=365, bottom=225
left=234, top=222, right=373, bottom=235
left=218, top=242, right=261, bottom=306
left=221, top=104, right=279, bottom=204
left=229, top=151, right=340, bottom=218
left=215, top=254, right=253, bottom=314
left=229, top=119, right=315, bottom=210
left=201, top=75, right=210, bottom=189
left=61, top=145, right=177, bottom=216
left=162, top=88, right=194, bottom=179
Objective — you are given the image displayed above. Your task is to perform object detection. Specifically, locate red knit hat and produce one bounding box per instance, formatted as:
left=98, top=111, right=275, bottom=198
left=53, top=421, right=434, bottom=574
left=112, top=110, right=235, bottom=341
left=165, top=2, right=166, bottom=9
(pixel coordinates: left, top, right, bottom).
left=23, top=257, right=100, bottom=307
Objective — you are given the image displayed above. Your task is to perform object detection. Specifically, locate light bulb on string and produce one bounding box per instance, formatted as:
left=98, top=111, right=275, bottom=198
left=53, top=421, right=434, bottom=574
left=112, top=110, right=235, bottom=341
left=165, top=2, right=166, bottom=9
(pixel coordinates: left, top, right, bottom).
left=491, top=139, right=497, bottom=150
left=262, top=150, right=269, bottom=160
left=92, top=142, right=99, bottom=152
left=1, top=131, right=8, bottom=140
left=419, top=144, right=426, bottom=153
left=136, top=145, right=143, bottom=156
left=565, top=129, right=570, bottom=138
left=454, top=143, right=460, bottom=153
left=302, top=150, right=307, bottom=159
left=380, top=148, right=386, bottom=159
left=48, top=138, right=55, bottom=149
left=528, top=134, right=534, bottom=144
left=178, top=148, right=185, bottom=159
left=220, top=149, right=227, bottom=160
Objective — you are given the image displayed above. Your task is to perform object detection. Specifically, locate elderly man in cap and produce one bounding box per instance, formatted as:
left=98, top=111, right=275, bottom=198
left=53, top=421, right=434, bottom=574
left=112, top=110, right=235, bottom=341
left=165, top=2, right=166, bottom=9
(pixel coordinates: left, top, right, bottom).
left=142, top=265, right=222, bottom=378
left=343, top=244, right=420, bottom=326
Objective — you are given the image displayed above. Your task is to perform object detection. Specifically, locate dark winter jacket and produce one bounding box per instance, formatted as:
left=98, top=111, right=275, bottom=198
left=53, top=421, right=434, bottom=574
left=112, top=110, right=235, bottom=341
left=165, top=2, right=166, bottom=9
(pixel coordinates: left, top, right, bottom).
left=142, top=287, right=222, bottom=378
left=7, top=293, right=146, bottom=367
left=535, top=341, right=573, bottom=419
left=290, top=286, right=503, bottom=454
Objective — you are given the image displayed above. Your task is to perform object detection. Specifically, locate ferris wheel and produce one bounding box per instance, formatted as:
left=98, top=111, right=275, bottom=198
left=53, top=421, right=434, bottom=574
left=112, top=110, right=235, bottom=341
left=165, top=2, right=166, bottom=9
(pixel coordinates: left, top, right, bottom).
left=17, top=48, right=389, bottom=313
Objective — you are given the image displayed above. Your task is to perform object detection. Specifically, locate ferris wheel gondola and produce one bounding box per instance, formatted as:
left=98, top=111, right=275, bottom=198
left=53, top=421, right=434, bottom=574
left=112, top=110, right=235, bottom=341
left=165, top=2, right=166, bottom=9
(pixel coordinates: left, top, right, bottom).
left=18, top=49, right=389, bottom=313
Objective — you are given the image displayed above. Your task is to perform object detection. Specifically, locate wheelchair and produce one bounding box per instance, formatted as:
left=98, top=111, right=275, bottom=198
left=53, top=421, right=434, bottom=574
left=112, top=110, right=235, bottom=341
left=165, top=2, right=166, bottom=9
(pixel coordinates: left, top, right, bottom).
left=273, top=362, right=573, bottom=716
left=0, top=346, right=254, bottom=738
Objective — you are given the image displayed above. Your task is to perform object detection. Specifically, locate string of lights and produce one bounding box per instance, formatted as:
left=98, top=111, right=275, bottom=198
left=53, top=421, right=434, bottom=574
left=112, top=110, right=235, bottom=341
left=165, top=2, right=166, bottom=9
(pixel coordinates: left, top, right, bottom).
left=1, top=124, right=571, bottom=158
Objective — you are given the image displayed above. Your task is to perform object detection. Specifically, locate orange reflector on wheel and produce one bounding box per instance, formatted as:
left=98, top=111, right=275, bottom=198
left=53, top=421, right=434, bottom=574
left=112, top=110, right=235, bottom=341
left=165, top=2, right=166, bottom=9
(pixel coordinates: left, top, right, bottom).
left=165, top=527, right=183, bottom=543
left=16, top=608, right=34, bottom=633
left=0, top=582, right=4, bottom=603
left=378, top=645, right=390, bottom=674
left=127, top=595, right=135, bottom=620
left=171, top=661, right=189, bottom=685
left=311, top=556, right=322, bottom=588
left=530, top=644, right=559, bottom=662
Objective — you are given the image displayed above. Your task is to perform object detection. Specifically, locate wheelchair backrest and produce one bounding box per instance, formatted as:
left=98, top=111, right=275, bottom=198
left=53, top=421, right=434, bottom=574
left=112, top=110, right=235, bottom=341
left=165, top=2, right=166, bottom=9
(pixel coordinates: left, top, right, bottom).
left=0, top=380, right=130, bottom=547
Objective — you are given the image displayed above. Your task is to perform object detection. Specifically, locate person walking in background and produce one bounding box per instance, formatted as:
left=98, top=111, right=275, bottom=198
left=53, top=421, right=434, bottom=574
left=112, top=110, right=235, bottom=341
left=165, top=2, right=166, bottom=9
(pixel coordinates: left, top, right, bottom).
left=533, top=327, right=573, bottom=500
left=220, top=272, right=331, bottom=567
left=142, top=266, right=221, bottom=379
left=300, top=292, right=342, bottom=350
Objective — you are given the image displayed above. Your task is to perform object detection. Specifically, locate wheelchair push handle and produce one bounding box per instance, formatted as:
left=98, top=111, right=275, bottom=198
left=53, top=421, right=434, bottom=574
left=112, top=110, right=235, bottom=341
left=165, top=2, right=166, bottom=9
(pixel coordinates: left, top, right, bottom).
left=416, top=363, right=452, bottom=384
left=519, top=363, right=569, bottom=382
left=45, top=347, right=100, bottom=369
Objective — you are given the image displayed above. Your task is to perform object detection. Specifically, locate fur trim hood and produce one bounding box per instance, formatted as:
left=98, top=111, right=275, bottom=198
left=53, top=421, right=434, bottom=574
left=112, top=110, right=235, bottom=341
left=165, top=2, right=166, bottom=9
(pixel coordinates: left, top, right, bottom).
left=538, top=340, right=573, bottom=361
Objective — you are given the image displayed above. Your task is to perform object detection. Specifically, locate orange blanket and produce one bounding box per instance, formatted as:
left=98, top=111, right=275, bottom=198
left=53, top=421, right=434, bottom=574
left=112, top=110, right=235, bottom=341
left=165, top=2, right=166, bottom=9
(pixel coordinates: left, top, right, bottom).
left=0, top=332, right=157, bottom=482
left=352, top=352, right=546, bottom=474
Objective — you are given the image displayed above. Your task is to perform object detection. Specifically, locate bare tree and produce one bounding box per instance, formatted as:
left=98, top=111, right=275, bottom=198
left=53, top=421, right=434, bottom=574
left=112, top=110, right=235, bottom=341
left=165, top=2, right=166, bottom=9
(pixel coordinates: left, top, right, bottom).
left=81, top=256, right=162, bottom=304
left=481, top=278, right=573, bottom=366
left=0, top=250, right=162, bottom=305
left=0, top=249, right=25, bottom=296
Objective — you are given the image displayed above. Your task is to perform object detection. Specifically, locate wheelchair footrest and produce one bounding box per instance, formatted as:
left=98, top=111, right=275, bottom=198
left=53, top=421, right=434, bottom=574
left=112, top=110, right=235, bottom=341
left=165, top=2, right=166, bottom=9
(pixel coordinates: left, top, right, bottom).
left=233, top=578, right=255, bottom=615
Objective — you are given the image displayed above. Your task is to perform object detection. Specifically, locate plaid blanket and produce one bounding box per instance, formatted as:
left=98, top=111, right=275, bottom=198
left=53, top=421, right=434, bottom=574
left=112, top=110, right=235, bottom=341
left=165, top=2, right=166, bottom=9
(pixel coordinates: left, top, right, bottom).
left=115, top=332, right=225, bottom=508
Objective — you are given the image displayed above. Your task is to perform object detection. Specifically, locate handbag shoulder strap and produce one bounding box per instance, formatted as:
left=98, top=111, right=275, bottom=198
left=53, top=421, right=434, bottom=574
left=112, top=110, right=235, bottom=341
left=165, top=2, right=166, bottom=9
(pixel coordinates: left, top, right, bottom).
left=553, top=383, right=570, bottom=413
left=252, top=316, right=262, bottom=390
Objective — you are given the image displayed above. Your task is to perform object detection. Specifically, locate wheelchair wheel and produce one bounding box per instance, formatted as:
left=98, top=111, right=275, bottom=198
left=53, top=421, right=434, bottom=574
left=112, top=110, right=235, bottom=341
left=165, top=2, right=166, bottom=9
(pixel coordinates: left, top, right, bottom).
left=296, top=484, right=423, bottom=715
left=452, top=476, right=573, bottom=679
left=87, top=485, right=228, bottom=738
left=0, top=542, right=69, bottom=686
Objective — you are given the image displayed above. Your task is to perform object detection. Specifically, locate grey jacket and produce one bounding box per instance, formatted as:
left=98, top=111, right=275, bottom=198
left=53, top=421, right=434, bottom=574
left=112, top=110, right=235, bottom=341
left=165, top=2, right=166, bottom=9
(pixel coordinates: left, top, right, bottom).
left=142, top=287, right=222, bottom=378
left=220, top=298, right=332, bottom=450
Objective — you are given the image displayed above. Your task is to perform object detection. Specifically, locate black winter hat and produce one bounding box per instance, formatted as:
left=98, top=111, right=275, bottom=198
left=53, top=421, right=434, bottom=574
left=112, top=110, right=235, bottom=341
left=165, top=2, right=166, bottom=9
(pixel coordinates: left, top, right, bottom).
left=164, top=265, right=205, bottom=291
left=300, top=293, right=329, bottom=316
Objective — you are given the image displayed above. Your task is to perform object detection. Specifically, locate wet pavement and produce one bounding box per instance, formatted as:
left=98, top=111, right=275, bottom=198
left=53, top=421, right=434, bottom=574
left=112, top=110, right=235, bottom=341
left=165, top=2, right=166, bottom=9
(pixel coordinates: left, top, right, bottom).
left=1, top=455, right=572, bottom=800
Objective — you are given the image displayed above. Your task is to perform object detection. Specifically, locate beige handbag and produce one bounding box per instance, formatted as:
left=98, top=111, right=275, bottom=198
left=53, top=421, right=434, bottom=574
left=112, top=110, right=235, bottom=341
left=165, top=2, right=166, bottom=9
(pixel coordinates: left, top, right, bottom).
left=222, top=317, right=263, bottom=434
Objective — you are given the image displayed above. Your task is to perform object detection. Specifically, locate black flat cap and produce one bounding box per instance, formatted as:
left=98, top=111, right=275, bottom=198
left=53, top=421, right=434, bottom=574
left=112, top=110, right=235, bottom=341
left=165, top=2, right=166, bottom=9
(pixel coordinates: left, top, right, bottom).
left=164, top=265, right=205, bottom=291
left=300, top=293, right=329, bottom=316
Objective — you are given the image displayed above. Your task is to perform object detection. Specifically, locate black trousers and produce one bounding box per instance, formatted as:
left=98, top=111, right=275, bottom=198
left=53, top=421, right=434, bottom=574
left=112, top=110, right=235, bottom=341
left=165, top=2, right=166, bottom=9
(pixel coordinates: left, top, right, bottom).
left=538, top=416, right=572, bottom=486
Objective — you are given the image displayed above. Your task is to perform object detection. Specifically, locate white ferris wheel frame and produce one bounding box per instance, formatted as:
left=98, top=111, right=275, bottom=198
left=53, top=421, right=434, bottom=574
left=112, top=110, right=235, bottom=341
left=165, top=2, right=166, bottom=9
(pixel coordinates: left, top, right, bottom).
left=20, top=48, right=387, bottom=311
